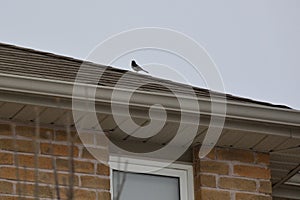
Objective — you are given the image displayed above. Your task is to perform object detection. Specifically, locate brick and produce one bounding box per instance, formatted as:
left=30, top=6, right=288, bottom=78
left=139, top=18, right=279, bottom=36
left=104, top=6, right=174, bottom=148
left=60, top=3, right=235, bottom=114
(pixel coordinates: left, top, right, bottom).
left=0, top=196, right=35, bottom=200
left=0, top=124, right=11, bottom=136
left=0, top=139, right=14, bottom=151
left=18, top=154, right=53, bottom=169
left=217, top=148, right=254, bottom=163
left=81, top=148, right=94, bottom=159
left=204, top=148, right=216, bottom=160
left=0, top=196, right=21, bottom=200
left=0, top=152, right=13, bottom=165
left=0, top=166, right=79, bottom=186
left=51, top=188, right=96, bottom=200
left=81, top=176, right=110, bottom=189
left=234, top=165, right=270, bottom=179
left=0, top=139, right=35, bottom=153
left=259, top=181, right=272, bottom=194
left=219, top=177, right=257, bottom=192
left=196, top=188, right=230, bottom=200
left=15, top=126, right=34, bottom=138
left=0, top=167, right=35, bottom=181
left=38, top=171, right=79, bottom=186
left=256, top=153, right=270, bottom=165
left=59, top=188, right=97, bottom=200
left=78, top=132, right=95, bottom=145
left=98, top=191, right=111, bottom=200
left=40, top=143, right=78, bottom=157
left=0, top=181, right=13, bottom=194
left=236, top=193, right=272, bottom=200
left=81, top=147, right=109, bottom=162
left=200, top=160, right=229, bottom=175
left=194, top=146, right=216, bottom=161
left=37, top=128, right=55, bottom=139
left=15, top=126, right=54, bottom=140
left=96, top=163, right=110, bottom=176
left=55, top=130, right=81, bottom=144
left=56, top=158, right=95, bottom=174
left=73, top=189, right=96, bottom=200
left=205, top=148, right=216, bottom=160
left=16, top=184, right=55, bottom=198
left=198, top=174, right=216, bottom=188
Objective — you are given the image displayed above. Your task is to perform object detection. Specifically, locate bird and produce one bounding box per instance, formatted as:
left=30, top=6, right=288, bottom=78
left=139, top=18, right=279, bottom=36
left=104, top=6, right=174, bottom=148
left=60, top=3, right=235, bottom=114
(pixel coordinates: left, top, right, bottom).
left=131, top=60, right=149, bottom=73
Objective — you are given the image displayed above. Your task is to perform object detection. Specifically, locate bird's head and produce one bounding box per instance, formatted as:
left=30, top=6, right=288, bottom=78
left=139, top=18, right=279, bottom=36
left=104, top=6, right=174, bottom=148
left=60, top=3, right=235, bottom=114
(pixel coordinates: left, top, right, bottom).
left=131, top=60, right=137, bottom=67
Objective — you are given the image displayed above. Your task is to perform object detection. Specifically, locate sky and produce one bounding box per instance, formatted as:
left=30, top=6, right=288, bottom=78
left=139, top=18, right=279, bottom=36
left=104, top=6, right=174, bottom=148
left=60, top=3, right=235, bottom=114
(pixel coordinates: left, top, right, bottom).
left=1, top=0, right=299, bottom=109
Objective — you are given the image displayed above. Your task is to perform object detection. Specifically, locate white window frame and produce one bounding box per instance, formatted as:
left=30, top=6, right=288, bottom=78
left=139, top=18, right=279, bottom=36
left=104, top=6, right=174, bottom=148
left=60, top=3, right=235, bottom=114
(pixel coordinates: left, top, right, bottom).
left=109, top=155, right=194, bottom=200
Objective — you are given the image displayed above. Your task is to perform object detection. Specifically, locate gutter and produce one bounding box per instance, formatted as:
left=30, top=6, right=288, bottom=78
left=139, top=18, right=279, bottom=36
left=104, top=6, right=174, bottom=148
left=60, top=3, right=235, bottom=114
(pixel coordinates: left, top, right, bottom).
left=0, top=73, right=300, bottom=134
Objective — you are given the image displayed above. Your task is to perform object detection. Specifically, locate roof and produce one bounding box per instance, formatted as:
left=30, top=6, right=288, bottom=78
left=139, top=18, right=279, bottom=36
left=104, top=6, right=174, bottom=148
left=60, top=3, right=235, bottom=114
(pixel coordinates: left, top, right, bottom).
left=0, top=42, right=291, bottom=109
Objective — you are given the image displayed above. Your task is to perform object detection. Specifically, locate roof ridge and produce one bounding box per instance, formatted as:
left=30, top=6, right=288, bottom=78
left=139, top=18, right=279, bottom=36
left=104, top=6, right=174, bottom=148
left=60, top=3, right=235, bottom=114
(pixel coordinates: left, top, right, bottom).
left=0, top=42, right=86, bottom=64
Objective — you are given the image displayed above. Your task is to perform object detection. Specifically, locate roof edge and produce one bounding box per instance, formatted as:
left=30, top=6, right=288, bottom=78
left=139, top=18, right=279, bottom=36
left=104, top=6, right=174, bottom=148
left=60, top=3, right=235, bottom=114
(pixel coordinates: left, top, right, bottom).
left=0, top=73, right=299, bottom=129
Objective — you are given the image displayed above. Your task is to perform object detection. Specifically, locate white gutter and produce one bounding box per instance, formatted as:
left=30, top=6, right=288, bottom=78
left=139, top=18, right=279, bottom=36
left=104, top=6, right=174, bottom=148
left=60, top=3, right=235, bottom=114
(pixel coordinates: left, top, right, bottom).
left=0, top=73, right=300, bottom=131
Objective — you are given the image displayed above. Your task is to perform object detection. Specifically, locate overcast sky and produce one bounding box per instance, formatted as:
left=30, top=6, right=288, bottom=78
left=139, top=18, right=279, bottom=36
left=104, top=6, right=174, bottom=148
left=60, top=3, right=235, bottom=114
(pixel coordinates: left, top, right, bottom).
left=1, top=0, right=299, bottom=109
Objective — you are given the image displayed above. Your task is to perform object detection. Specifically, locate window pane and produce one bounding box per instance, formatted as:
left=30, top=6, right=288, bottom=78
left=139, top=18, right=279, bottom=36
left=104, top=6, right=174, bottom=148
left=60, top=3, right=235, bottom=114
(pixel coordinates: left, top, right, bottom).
left=113, top=171, right=180, bottom=200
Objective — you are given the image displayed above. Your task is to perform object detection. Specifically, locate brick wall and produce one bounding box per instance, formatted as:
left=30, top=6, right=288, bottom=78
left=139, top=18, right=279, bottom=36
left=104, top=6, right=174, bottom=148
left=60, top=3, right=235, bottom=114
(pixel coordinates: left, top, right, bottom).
left=193, top=146, right=272, bottom=200
left=1, top=121, right=276, bottom=200
left=0, top=123, right=111, bottom=200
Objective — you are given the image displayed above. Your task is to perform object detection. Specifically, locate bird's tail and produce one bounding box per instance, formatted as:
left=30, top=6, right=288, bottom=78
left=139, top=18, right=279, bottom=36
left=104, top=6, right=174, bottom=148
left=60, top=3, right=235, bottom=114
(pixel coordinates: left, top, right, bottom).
left=142, top=69, right=149, bottom=73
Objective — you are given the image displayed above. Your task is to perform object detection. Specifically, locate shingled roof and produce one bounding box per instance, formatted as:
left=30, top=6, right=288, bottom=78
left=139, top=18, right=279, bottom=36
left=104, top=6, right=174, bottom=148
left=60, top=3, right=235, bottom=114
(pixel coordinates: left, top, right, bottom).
left=0, top=42, right=291, bottom=109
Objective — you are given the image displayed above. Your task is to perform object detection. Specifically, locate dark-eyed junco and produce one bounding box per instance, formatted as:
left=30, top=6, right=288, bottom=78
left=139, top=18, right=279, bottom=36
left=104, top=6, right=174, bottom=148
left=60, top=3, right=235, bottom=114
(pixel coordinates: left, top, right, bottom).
left=131, top=60, right=149, bottom=73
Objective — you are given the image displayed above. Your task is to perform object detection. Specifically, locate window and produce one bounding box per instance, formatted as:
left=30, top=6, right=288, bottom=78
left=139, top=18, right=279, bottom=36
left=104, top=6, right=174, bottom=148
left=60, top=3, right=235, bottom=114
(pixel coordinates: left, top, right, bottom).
left=109, top=156, right=194, bottom=200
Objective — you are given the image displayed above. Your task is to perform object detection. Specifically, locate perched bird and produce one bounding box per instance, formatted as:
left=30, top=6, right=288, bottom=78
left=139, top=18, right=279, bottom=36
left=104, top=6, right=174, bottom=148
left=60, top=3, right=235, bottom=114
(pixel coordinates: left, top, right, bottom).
left=131, top=60, right=149, bottom=73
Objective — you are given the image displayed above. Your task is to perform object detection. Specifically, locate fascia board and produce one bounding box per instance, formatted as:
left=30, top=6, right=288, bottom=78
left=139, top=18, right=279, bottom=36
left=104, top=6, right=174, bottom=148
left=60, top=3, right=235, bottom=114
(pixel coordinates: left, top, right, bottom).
left=0, top=73, right=300, bottom=128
